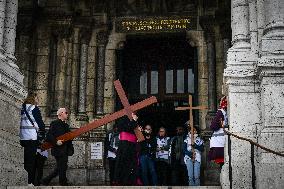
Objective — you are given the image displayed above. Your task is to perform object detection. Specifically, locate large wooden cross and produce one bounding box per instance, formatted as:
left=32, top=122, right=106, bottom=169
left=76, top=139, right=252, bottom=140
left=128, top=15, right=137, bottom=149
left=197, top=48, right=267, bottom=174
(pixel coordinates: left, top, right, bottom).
left=41, top=80, right=156, bottom=150
left=175, top=95, right=207, bottom=155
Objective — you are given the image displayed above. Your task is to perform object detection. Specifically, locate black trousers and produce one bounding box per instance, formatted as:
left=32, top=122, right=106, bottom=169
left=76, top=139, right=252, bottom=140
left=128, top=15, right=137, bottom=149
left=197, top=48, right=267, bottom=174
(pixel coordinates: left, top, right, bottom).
left=42, top=155, right=68, bottom=185
left=108, top=158, right=116, bottom=185
left=171, top=163, right=188, bottom=186
left=34, top=153, right=47, bottom=186
left=156, top=161, right=170, bottom=185
left=21, top=140, right=38, bottom=184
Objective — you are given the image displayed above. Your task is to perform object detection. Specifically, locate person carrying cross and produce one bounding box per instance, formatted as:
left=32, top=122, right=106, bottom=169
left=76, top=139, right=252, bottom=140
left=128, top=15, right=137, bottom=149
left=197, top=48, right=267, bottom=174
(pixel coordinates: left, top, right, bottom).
left=41, top=108, right=74, bottom=186
left=113, top=113, right=142, bottom=186
left=183, top=123, right=204, bottom=186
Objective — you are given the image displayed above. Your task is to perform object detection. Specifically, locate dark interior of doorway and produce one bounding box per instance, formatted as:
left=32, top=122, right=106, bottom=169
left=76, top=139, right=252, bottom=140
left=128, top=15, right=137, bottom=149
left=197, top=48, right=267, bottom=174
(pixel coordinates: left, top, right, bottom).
left=115, top=33, right=198, bottom=136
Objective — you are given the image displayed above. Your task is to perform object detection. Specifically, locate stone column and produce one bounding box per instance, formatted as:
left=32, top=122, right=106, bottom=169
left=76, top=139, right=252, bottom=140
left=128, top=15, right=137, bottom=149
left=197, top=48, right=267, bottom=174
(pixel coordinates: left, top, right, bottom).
left=77, top=29, right=91, bottom=121
left=70, top=28, right=80, bottom=113
left=257, top=0, right=284, bottom=188
left=50, top=26, right=71, bottom=116
left=219, top=23, right=231, bottom=95
left=223, top=38, right=231, bottom=69
left=249, top=0, right=258, bottom=54
left=3, top=0, right=18, bottom=67
left=34, top=25, right=51, bottom=119
left=0, top=0, right=6, bottom=60
left=200, top=18, right=218, bottom=122
left=0, top=1, right=27, bottom=186
left=206, top=33, right=217, bottom=113
left=231, top=0, right=250, bottom=48
left=201, top=20, right=222, bottom=185
left=95, top=31, right=108, bottom=116
left=103, top=33, right=126, bottom=131
left=223, top=0, right=261, bottom=188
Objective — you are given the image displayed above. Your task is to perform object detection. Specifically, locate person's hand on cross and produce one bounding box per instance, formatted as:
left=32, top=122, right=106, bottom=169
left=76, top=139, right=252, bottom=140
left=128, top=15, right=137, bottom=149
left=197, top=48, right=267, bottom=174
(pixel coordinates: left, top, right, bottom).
left=132, top=113, right=138, bottom=121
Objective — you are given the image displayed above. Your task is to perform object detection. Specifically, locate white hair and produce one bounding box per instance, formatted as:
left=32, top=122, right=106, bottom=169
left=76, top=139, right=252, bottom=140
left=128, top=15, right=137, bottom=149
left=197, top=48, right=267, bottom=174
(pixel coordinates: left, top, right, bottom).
left=57, top=108, right=66, bottom=116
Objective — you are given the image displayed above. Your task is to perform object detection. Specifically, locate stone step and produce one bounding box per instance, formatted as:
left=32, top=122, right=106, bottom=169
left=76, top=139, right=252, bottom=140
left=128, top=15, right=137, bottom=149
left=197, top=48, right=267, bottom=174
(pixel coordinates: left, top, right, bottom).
left=7, top=186, right=221, bottom=189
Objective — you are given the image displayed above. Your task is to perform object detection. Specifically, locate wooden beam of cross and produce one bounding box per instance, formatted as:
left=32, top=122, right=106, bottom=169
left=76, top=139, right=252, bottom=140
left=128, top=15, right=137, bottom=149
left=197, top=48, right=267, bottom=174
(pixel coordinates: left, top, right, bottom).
left=175, top=95, right=207, bottom=155
left=114, top=80, right=145, bottom=141
left=41, top=80, right=157, bottom=150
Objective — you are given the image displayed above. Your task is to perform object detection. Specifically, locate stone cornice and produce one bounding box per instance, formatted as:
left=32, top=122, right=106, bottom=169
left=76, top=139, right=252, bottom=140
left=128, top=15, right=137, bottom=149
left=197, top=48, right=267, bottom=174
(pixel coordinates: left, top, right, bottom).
left=0, top=69, right=27, bottom=101
left=258, top=56, right=284, bottom=78
left=224, top=67, right=257, bottom=78
left=258, top=56, right=284, bottom=68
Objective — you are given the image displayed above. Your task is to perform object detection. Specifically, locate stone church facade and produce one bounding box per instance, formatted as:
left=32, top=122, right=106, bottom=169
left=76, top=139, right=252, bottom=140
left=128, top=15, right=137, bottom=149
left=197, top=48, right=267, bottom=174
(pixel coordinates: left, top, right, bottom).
left=0, top=0, right=283, bottom=188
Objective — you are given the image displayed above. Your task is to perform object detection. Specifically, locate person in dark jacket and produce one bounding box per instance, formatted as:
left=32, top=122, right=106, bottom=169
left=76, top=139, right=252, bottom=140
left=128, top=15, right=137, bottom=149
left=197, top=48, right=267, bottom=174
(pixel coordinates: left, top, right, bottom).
left=113, top=113, right=141, bottom=186
left=169, top=126, right=188, bottom=185
left=41, top=108, right=73, bottom=186
left=20, top=92, right=45, bottom=186
left=139, top=124, right=158, bottom=186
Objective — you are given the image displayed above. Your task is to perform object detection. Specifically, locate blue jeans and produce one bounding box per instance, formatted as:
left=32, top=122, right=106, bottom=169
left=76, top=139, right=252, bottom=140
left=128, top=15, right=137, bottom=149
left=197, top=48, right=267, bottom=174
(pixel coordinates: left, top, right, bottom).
left=185, top=159, right=201, bottom=186
left=139, top=155, right=158, bottom=185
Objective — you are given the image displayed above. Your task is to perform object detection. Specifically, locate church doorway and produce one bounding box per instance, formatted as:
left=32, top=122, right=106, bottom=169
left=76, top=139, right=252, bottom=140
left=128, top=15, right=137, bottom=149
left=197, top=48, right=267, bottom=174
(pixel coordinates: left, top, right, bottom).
left=116, top=33, right=198, bottom=136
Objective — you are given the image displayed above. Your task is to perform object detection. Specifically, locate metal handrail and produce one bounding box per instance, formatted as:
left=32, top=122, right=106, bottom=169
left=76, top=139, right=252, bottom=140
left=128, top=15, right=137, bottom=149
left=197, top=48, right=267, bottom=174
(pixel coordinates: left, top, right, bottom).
left=224, top=129, right=284, bottom=157
left=223, top=128, right=284, bottom=189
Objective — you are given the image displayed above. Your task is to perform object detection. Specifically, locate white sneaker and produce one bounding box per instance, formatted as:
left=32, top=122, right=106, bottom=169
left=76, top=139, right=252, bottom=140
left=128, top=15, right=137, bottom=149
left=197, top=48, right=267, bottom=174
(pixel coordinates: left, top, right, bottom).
left=27, top=184, right=34, bottom=187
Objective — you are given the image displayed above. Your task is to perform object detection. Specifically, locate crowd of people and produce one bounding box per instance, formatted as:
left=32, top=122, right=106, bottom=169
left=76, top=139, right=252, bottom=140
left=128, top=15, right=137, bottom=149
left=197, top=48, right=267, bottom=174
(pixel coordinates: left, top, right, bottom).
left=20, top=92, right=228, bottom=186
left=105, top=116, right=203, bottom=186
left=105, top=95, right=228, bottom=186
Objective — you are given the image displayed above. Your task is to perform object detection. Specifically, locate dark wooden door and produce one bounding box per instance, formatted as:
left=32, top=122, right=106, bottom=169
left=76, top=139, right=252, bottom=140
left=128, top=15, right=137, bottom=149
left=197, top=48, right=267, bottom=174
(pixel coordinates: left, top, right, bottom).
left=116, top=33, right=198, bottom=136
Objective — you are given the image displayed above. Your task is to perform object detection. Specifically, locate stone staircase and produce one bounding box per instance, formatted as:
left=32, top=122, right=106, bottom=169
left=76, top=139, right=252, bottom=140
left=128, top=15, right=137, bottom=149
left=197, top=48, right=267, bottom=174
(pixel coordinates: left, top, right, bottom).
left=7, top=186, right=221, bottom=189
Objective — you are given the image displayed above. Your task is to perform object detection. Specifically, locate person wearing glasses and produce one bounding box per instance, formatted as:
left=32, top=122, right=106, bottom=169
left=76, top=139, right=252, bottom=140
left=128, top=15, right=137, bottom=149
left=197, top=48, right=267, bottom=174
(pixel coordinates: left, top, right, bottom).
left=41, top=108, right=73, bottom=186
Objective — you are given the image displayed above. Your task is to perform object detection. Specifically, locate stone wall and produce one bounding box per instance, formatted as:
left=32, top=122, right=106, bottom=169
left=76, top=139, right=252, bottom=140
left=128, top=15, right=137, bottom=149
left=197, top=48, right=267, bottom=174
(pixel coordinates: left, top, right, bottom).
left=0, top=0, right=27, bottom=187
left=223, top=0, right=284, bottom=188
left=13, top=0, right=231, bottom=186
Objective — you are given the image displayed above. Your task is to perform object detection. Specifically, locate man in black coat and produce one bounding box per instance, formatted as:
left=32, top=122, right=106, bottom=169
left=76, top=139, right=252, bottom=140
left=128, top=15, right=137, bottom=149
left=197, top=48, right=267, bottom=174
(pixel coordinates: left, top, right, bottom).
left=41, top=108, right=73, bottom=186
